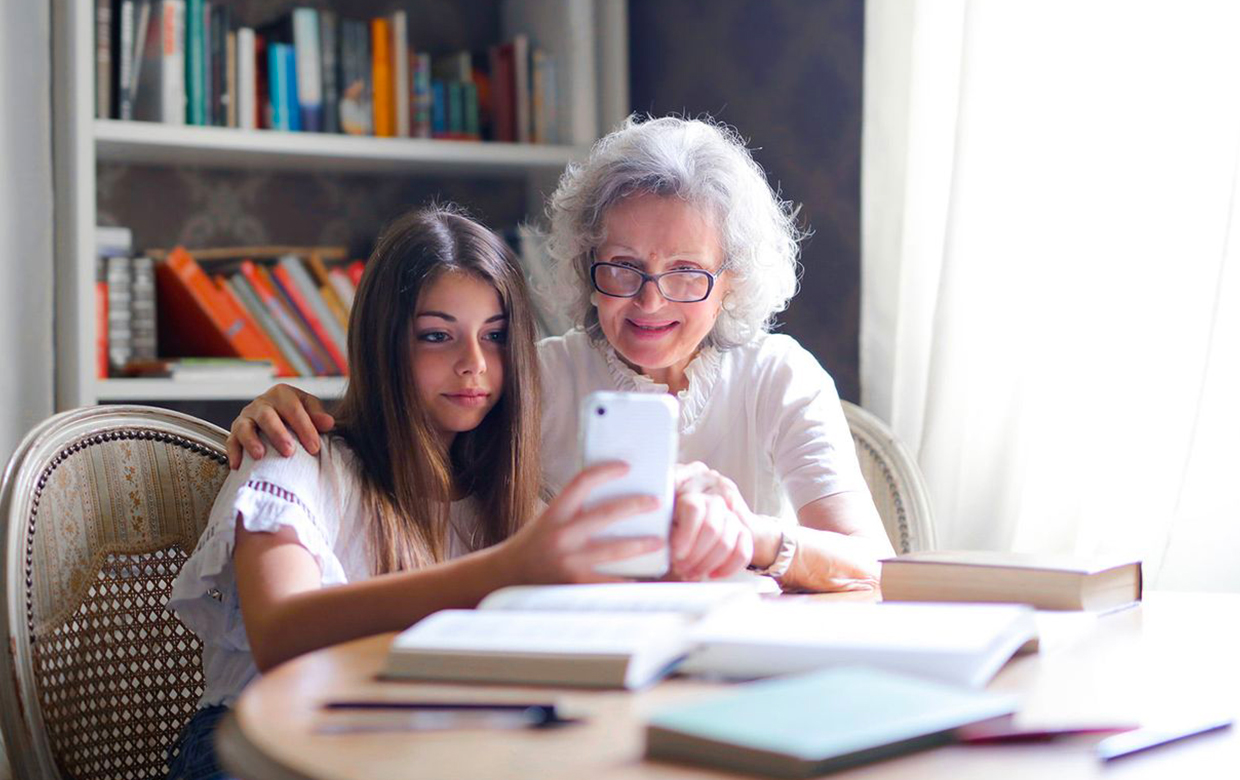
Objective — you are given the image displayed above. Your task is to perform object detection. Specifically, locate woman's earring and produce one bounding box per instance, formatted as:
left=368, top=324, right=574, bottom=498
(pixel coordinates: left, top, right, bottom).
left=722, top=294, right=736, bottom=313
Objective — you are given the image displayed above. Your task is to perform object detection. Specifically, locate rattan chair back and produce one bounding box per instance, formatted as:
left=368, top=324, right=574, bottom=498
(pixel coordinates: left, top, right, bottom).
left=0, top=406, right=229, bottom=780
left=841, top=401, right=936, bottom=554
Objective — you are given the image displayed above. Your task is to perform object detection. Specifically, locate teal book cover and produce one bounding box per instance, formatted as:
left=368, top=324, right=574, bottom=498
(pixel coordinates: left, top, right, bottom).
left=646, top=667, right=1018, bottom=778
left=185, top=0, right=205, bottom=124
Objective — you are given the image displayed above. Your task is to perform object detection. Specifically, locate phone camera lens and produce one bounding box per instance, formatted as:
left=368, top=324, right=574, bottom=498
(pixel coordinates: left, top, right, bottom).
left=596, top=407, right=606, bottom=416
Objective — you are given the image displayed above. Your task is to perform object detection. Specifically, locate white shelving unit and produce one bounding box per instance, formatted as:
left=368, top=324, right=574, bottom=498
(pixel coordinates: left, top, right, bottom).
left=53, top=0, right=629, bottom=410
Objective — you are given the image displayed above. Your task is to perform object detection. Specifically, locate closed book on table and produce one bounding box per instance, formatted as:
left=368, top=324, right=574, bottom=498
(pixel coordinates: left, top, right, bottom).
left=645, top=667, right=1018, bottom=779
left=879, top=551, right=1143, bottom=611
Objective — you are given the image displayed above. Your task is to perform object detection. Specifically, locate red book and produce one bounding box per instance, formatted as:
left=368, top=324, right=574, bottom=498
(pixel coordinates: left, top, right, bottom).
left=239, top=260, right=330, bottom=375
left=214, top=275, right=296, bottom=377
left=348, top=259, right=365, bottom=288
left=96, top=280, right=109, bottom=378
left=155, top=247, right=277, bottom=360
left=272, top=263, right=349, bottom=374
left=490, top=44, right=515, bottom=142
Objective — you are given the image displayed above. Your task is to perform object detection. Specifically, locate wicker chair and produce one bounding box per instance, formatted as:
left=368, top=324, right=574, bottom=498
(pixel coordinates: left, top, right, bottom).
left=841, top=401, right=936, bottom=554
left=0, top=406, right=229, bottom=780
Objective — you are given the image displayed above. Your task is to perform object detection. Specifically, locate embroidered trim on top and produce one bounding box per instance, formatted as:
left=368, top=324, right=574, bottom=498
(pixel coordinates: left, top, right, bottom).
left=600, top=342, right=726, bottom=435
left=244, top=479, right=319, bottom=528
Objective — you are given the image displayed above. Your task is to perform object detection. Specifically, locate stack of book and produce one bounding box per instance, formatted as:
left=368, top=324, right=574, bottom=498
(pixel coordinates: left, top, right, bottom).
left=96, top=1, right=559, bottom=143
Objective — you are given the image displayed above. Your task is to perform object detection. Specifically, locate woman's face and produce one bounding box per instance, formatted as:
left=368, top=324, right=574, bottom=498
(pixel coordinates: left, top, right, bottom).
left=593, top=193, right=729, bottom=382
left=411, top=272, right=507, bottom=445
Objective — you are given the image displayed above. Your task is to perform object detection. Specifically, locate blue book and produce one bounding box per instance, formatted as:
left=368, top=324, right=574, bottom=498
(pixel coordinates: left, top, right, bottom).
left=284, top=45, right=301, bottom=132
left=268, top=44, right=288, bottom=131
left=431, top=80, right=447, bottom=137
left=645, top=667, right=1017, bottom=778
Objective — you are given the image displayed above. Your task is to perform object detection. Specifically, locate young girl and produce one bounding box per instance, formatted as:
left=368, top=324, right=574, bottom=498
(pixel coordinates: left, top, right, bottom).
left=164, top=206, right=664, bottom=780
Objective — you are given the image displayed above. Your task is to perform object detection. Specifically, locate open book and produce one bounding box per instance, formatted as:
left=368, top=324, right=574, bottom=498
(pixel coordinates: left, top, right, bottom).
left=383, top=582, right=760, bottom=690
left=679, top=601, right=1038, bottom=688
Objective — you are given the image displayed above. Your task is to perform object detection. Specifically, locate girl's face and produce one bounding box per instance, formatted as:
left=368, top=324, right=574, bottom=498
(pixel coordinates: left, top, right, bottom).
left=411, top=272, right=507, bottom=445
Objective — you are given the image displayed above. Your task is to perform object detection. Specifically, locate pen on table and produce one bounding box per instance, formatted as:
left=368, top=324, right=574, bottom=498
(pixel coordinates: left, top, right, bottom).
left=1095, top=716, right=1233, bottom=761
left=320, top=700, right=581, bottom=729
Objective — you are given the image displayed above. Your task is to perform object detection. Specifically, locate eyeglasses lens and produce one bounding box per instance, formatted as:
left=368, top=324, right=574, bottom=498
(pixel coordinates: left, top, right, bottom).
left=594, top=265, right=711, bottom=303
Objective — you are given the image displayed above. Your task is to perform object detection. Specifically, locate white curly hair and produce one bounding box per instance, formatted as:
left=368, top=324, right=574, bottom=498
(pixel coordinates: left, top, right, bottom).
left=545, top=115, right=804, bottom=350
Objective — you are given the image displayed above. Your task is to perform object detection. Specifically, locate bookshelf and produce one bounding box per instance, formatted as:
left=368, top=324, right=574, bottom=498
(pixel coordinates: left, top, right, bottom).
left=53, top=0, right=629, bottom=410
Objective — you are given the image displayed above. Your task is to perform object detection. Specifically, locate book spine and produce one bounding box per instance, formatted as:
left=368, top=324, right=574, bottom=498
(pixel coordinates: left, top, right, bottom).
left=319, top=9, right=339, bottom=134
left=225, top=30, right=236, bottom=127
left=185, top=0, right=205, bottom=124
left=96, top=0, right=113, bottom=118
left=268, top=43, right=287, bottom=130
left=328, top=267, right=356, bottom=311
left=431, top=80, right=446, bottom=137
left=230, top=275, right=311, bottom=377
left=463, top=81, right=479, bottom=140
left=390, top=10, right=409, bottom=137
left=212, top=4, right=229, bottom=126
left=490, top=44, right=514, bottom=143
left=240, top=260, right=329, bottom=375
left=96, top=278, right=109, bottom=378
left=285, top=45, right=301, bottom=132
left=164, top=248, right=276, bottom=360
left=215, top=275, right=296, bottom=376
left=371, top=18, right=393, bottom=136
left=306, top=253, right=349, bottom=329
left=275, top=259, right=348, bottom=374
left=265, top=265, right=334, bottom=374
left=117, top=2, right=136, bottom=121
left=292, top=8, right=323, bottom=132
left=203, top=1, right=215, bottom=125
left=512, top=34, right=531, bottom=143
left=347, top=260, right=365, bottom=288
left=106, top=256, right=132, bottom=373
left=531, top=48, right=557, bottom=144
left=162, top=0, right=186, bottom=124
left=237, top=27, right=255, bottom=129
left=412, top=52, right=431, bottom=138
left=130, top=256, right=158, bottom=361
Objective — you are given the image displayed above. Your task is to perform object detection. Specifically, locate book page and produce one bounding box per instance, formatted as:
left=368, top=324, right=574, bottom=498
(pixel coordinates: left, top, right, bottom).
left=392, top=610, right=688, bottom=654
left=476, top=582, right=759, bottom=617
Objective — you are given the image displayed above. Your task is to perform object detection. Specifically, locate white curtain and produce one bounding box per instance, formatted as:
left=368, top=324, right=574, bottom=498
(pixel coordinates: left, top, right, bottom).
left=862, top=0, right=1240, bottom=591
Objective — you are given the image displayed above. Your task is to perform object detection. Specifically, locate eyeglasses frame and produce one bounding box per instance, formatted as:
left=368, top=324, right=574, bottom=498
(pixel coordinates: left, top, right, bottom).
left=588, top=257, right=720, bottom=304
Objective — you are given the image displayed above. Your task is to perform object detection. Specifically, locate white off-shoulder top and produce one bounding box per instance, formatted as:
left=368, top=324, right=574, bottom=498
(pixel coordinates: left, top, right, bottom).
left=167, top=437, right=479, bottom=707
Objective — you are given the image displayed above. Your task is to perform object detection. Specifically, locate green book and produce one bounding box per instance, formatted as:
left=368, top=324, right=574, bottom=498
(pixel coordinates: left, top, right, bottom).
left=645, top=667, right=1017, bottom=778
left=185, top=0, right=205, bottom=124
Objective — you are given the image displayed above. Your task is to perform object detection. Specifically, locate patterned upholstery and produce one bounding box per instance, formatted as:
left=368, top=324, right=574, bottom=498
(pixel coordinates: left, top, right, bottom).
left=1, top=406, right=229, bottom=780
left=841, top=401, right=936, bottom=554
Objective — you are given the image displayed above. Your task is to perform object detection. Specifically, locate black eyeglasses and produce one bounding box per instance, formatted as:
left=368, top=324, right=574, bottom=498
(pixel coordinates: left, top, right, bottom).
left=590, top=260, right=719, bottom=303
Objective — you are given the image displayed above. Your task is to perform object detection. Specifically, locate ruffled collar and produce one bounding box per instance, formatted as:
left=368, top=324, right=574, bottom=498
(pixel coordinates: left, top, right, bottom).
left=601, top=342, right=725, bottom=434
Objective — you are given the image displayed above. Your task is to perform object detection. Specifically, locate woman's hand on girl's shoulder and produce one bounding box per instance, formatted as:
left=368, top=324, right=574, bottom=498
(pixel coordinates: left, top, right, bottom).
left=496, top=462, right=665, bottom=585
left=227, top=384, right=336, bottom=469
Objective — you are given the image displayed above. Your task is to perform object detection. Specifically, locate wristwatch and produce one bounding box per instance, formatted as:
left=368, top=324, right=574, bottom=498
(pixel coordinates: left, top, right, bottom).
left=749, top=528, right=798, bottom=582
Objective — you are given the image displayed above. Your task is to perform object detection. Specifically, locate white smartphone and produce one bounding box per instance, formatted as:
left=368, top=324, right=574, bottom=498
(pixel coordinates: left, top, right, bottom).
left=579, top=391, right=679, bottom=578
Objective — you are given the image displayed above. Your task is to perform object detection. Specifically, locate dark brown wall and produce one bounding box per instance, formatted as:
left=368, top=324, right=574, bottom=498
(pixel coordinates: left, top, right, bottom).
left=628, top=0, right=864, bottom=400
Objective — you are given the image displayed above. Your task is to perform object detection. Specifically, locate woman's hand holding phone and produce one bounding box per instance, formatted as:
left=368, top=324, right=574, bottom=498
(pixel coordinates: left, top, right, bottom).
left=669, top=463, right=757, bottom=580
left=497, top=462, right=666, bottom=585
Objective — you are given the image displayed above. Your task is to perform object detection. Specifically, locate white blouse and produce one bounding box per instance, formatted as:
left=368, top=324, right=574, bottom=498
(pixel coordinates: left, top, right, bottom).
left=167, top=437, right=479, bottom=708
left=538, top=329, right=869, bottom=521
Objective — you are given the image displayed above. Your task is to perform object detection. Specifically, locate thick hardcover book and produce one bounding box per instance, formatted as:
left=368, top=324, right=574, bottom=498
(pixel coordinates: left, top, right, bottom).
left=390, top=10, right=409, bottom=137
left=645, top=667, right=1018, bottom=779
left=185, top=0, right=205, bottom=124
left=155, top=247, right=278, bottom=361
left=385, top=583, right=758, bottom=690
left=134, top=0, right=185, bottom=124
left=236, top=27, right=256, bottom=129
left=370, top=17, right=393, bottom=136
left=318, top=9, right=339, bottom=134
left=339, top=18, right=372, bottom=135
left=239, top=261, right=328, bottom=375
left=880, top=551, right=1143, bottom=611
left=292, top=8, right=323, bottom=132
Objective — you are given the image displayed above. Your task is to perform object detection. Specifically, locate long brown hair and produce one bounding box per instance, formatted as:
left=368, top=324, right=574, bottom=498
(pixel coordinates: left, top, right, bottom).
left=332, top=205, right=543, bottom=574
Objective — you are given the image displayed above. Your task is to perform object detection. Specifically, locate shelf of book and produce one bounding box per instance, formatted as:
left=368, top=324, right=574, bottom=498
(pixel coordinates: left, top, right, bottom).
left=95, top=376, right=347, bottom=402
left=96, top=119, right=586, bottom=175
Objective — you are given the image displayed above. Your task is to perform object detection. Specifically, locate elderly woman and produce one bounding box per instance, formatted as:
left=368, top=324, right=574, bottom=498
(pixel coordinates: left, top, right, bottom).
left=227, top=116, right=893, bottom=591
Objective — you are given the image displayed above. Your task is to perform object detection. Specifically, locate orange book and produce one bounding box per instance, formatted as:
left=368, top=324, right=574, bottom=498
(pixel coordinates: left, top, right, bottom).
left=371, top=18, right=394, bottom=136
left=240, top=260, right=332, bottom=376
left=272, top=263, right=349, bottom=374
left=96, top=280, right=109, bottom=378
left=213, top=275, right=296, bottom=377
left=155, top=247, right=276, bottom=360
